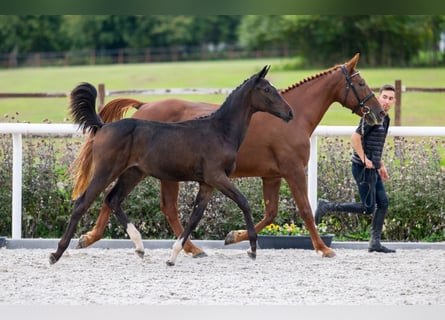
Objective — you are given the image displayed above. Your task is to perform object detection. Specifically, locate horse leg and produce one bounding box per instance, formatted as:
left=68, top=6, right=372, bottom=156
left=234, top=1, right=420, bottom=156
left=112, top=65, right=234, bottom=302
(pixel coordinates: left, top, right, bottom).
left=50, top=175, right=111, bottom=264
left=166, top=183, right=214, bottom=266
left=105, top=167, right=147, bottom=257
left=77, top=200, right=112, bottom=249
left=284, top=169, right=336, bottom=258
left=160, top=180, right=207, bottom=258
left=225, top=177, right=282, bottom=244
left=212, top=178, right=257, bottom=260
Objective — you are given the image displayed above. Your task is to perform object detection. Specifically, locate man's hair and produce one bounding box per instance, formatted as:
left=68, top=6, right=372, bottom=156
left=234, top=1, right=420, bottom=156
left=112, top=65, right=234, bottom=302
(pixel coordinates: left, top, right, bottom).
left=379, top=84, right=395, bottom=94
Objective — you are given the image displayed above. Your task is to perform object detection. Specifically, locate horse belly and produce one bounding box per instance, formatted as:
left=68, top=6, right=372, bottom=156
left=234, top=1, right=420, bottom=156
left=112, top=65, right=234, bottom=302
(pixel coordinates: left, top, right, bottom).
left=143, top=155, right=204, bottom=182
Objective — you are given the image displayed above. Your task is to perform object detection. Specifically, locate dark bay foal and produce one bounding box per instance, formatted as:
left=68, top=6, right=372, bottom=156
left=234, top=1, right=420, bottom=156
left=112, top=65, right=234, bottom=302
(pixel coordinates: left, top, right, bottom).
left=50, top=66, right=293, bottom=265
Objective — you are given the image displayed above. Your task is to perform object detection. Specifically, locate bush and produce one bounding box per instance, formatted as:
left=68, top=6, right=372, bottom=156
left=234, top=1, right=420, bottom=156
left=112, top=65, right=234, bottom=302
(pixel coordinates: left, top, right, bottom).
left=317, top=136, right=445, bottom=242
left=0, top=132, right=444, bottom=242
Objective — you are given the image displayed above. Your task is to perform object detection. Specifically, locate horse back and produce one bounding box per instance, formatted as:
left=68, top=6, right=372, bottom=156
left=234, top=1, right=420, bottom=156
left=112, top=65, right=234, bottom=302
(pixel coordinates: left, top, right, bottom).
left=96, top=118, right=235, bottom=182
left=134, top=99, right=218, bottom=122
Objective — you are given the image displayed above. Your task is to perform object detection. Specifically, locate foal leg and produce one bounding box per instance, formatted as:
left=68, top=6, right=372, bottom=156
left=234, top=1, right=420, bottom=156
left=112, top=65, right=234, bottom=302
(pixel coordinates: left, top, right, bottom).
left=213, top=178, right=257, bottom=260
left=166, top=183, right=214, bottom=266
left=160, top=180, right=207, bottom=258
left=225, top=177, right=282, bottom=244
left=50, top=175, right=110, bottom=264
left=105, top=167, right=147, bottom=257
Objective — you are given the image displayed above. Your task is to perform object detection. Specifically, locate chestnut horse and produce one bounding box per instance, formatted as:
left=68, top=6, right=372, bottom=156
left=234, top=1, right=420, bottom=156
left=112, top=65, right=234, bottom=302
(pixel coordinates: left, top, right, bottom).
left=50, top=66, right=293, bottom=265
left=72, top=53, right=384, bottom=258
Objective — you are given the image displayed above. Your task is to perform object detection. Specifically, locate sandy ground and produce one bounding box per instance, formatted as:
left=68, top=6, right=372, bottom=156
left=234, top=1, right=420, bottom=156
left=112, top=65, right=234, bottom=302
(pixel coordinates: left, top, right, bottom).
left=0, top=247, right=444, bottom=306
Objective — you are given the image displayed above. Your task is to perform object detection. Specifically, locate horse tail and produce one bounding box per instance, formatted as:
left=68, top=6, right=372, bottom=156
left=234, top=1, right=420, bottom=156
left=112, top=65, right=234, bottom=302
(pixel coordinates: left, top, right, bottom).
left=69, top=136, right=94, bottom=199
left=70, top=82, right=104, bottom=135
left=69, top=82, right=104, bottom=199
left=98, top=98, right=145, bottom=123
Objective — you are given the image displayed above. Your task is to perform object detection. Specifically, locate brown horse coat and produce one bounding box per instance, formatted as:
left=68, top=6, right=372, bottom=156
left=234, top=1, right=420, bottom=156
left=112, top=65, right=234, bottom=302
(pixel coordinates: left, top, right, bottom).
left=72, top=54, right=384, bottom=258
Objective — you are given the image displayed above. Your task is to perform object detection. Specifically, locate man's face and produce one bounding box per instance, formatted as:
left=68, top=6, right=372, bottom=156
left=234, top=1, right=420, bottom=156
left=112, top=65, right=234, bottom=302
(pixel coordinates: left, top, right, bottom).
left=378, top=90, right=396, bottom=114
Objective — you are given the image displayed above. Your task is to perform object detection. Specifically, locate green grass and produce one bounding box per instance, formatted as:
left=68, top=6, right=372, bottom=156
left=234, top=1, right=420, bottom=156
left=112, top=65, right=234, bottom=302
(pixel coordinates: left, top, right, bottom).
left=0, top=57, right=444, bottom=125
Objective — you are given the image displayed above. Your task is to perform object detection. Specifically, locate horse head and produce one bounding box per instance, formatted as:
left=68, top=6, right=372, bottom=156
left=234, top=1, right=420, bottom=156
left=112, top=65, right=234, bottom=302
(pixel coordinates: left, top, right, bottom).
left=251, top=65, right=293, bottom=122
left=341, top=53, right=385, bottom=125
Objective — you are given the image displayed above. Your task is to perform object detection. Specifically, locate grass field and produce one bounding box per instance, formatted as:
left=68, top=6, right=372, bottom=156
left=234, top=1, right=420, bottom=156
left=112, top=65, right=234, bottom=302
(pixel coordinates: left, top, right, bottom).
left=0, top=57, right=444, bottom=125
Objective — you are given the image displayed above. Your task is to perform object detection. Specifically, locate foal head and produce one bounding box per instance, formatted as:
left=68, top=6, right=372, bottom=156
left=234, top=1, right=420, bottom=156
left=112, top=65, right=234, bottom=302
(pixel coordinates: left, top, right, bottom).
left=247, top=65, right=293, bottom=122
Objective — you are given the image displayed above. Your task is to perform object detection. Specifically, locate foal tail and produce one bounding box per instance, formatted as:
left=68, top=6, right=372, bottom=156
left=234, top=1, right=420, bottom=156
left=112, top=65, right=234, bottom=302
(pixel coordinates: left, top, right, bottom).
left=69, top=83, right=104, bottom=199
left=70, top=82, right=104, bottom=135
left=69, top=85, right=145, bottom=199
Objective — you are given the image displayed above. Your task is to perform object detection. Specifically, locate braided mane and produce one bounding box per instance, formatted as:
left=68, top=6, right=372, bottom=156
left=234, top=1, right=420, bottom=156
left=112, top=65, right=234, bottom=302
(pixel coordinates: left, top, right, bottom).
left=280, top=64, right=341, bottom=94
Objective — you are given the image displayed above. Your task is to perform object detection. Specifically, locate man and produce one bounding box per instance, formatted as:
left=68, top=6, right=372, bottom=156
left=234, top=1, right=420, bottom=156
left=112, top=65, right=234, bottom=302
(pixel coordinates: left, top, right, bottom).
left=315, top=84, right=396, bottom=253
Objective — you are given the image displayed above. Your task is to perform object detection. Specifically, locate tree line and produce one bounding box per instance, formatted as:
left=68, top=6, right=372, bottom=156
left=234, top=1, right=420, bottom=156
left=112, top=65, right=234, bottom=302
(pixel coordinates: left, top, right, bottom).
left=0, top=15, right=444, bottom=67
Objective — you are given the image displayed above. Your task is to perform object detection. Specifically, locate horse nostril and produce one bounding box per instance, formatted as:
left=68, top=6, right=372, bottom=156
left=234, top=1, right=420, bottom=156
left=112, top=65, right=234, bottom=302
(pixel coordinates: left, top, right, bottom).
left=288, top=110, right=294, bottom=119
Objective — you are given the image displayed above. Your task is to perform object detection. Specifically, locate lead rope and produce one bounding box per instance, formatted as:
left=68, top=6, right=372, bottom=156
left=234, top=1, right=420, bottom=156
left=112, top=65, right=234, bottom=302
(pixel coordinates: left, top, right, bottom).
left=359, top=112, right=375, bottom=212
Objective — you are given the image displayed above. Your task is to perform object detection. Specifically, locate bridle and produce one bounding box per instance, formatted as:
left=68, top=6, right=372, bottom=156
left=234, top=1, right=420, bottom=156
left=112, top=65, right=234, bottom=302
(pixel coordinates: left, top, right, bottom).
left=341, top=64, right=374, bottom=115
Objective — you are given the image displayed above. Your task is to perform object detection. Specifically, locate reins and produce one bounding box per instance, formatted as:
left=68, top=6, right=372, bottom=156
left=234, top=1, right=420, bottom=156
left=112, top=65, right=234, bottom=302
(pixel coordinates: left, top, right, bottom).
left=340, top=64, right=378, bottom=212
left=341, top=64, right=374, bottom=115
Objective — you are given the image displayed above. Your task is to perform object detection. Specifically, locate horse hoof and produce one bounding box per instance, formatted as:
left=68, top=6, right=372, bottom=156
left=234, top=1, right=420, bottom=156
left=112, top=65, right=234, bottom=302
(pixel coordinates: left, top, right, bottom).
left=247, top=251, right=256, bottom=260
left=166, top=260, right=175, bottom=267
left=76, top=236, right=87, bottom=249
left=49, top=253, right=58, bottom=265
left=224, top=231, right=236, bottom=245
left=135, top=250, right=145, bottom=258
left=192, top=251, right=208, bottom=259
left=322, top=250, right=336, bottom=258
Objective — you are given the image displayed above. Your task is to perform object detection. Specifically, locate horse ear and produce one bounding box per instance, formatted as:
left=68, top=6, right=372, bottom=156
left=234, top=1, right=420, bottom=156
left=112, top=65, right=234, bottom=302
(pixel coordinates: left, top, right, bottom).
left=350, top=53, right=360, bottom=68
left=257, top=65, right=270, bottom=80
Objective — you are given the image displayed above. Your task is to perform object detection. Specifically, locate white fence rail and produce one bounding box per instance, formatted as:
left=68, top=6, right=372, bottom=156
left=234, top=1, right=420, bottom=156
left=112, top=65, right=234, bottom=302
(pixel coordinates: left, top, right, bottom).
left=1, top=123, right=445, bottom=239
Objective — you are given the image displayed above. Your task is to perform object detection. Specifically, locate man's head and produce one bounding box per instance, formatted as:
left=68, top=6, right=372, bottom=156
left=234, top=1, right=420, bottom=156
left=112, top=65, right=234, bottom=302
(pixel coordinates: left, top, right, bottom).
left=378, top=84, right=396, bottom=114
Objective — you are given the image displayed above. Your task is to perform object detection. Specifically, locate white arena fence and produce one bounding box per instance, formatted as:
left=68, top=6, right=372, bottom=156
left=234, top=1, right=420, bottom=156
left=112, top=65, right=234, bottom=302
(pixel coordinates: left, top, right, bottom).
left=1, top=123, right=445, bottom=239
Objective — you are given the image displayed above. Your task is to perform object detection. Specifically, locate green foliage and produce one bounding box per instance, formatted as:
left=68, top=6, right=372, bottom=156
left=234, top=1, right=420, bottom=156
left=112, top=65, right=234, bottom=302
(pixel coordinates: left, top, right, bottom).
left=1, top=130, right=443, bottom=242
left=0, top=15, right=444, bottom=67
left=317, top=136, right=445, bottom=242
left=238, top=15, right=445, bottom=67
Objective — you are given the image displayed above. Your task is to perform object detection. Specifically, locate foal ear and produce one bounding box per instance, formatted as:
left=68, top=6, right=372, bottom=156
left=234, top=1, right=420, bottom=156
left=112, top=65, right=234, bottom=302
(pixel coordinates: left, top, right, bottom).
left=257, top=65, right=271, bottom=80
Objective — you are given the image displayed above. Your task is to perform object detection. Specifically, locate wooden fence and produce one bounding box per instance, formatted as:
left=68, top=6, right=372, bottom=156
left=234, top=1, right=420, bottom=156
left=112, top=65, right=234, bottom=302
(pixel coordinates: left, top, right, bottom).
left=0, top=46, right=293, bottom=68
left=1, top=81, right=445, bottom=125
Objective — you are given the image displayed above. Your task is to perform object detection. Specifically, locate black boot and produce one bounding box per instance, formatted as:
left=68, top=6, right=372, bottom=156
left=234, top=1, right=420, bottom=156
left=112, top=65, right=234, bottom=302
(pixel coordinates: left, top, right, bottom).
left=368, top=208, right=396, bottom=253
left=314, top=199, right=365, bottom=225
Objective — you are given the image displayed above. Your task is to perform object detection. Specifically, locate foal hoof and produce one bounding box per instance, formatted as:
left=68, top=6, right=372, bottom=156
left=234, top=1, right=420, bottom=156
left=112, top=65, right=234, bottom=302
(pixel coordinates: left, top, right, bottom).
left=166, top=260, right=175, bottom=267
left=49, top=253, right=58, bottom=265
left=192, top=251, right=208, bottom=259
left=224, top=231, right=236, bottom=245
left=247, top=250, right=256, bottom=260
left=135, top=249, right=145, bottom=258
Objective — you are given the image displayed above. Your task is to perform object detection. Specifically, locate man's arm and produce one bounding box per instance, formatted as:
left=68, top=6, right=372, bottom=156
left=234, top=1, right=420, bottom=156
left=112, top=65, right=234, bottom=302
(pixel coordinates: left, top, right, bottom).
left=351, top=132, right=374, bottom=169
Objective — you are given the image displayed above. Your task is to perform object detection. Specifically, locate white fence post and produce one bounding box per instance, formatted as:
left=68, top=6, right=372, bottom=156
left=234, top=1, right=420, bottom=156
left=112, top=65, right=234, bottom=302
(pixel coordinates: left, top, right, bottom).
left=308, top=135, right=318, bottom=214
left=12, top=133, right=22, bottom=239
left=1, top=123, right=445, bottom=239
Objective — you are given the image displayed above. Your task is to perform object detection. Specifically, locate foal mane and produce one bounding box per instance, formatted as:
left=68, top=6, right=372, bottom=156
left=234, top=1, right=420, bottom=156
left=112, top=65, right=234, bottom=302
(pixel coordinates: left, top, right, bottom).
left=280, top=64, right=342, bottom=94
left=194, top=75, right=253, bottom=120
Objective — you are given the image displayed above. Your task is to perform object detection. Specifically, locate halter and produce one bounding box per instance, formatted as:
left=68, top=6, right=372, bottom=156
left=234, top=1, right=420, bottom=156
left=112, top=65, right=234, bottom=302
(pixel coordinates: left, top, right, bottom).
left=341, top=64, right=374, bottom=115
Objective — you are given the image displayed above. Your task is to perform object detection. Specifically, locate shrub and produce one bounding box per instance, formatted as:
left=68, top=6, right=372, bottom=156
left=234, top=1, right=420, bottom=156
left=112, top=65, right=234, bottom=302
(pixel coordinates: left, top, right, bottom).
left=317, top=136, right=445, bottom=242
left=0, top=131, right=444, bottom=242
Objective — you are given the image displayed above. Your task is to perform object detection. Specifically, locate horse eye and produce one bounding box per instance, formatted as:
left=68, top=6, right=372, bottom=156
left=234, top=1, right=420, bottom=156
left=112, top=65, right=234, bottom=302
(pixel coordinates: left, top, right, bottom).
left=264, top=87, right=270, bottom=93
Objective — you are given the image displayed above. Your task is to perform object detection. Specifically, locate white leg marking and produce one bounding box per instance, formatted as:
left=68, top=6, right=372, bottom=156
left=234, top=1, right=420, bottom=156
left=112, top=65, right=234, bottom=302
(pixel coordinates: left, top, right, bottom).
left=126, top=223, right=144, bottom=253
left=167, top=237, right=184, bottom=265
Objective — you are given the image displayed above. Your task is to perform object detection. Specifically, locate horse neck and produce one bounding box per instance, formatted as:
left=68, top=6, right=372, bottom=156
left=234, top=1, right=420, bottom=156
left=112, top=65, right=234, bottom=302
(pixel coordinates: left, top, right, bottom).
left=211, top=90, right=255, bottom=149
left=282, top=68, right=344, bottom=135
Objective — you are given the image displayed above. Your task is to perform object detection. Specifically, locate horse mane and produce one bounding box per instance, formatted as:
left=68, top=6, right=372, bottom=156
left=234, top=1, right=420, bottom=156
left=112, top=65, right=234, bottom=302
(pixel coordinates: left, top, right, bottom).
left=280, top=64, right=341, bottom=94
left=194, top=75, right=253, bottom=120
